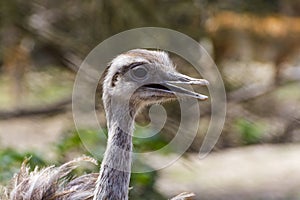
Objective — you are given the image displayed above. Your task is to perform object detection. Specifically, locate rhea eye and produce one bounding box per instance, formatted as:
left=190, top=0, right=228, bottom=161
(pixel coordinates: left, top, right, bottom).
left=130, top=66, right=148, bottom=80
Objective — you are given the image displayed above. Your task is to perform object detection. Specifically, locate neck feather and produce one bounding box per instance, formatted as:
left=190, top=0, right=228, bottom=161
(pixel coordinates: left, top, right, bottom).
left=94, top=101, right=134, bottom=200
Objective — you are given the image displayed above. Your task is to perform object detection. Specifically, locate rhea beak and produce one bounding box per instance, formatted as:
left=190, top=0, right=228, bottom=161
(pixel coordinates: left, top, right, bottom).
left=143, top=73, right=209, bottom=100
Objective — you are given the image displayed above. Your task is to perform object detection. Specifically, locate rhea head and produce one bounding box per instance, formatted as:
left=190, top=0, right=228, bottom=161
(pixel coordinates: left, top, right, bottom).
left=101, top=49, right=209, bottom=120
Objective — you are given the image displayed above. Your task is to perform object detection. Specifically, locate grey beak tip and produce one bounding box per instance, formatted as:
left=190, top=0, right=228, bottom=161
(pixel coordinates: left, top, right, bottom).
left=203, top=79, right=209, bottom=86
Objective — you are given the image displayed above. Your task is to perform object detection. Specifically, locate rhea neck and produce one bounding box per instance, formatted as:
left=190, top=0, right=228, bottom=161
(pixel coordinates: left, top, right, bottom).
left=94, top=96, right=136, bottom=200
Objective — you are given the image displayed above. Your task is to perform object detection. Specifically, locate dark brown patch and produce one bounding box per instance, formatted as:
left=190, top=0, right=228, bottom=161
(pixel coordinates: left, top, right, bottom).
left=111, top=72, right=119, bottom=87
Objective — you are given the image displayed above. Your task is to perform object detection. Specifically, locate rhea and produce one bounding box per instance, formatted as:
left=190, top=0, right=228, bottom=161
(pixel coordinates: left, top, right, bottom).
left=95, top=49, right=208, bottom=199
left=3, top=49, right=208, bottom=200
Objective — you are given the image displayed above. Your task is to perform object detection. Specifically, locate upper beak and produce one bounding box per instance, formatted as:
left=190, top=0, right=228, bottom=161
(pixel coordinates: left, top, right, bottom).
left=163, top=73, right=209, bottom=100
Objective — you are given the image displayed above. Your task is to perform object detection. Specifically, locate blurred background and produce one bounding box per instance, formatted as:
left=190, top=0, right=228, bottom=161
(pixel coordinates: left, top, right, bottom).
left=0, top=0, right=300, bottom=199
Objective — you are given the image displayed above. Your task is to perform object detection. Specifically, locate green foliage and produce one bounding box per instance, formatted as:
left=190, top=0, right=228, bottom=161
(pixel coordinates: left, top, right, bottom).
left=235, top=119, right=263, bottom=145
left=130, top=171, right=165, bottom=200
left=0, top=148, right=47, bottom=183
left=56, top=130, right=86, bottom=156
left=56, top=128, right=108, bottom=163
left=133, top=127, right=169, bottom=153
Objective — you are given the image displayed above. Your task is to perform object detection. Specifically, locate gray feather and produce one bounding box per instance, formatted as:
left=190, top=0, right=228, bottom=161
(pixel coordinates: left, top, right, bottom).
left=3, top=156, right=97, bottom=200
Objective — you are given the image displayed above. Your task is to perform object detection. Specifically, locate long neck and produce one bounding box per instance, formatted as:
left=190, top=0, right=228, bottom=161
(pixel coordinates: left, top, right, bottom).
left=94, top=100, right=135, bottom=200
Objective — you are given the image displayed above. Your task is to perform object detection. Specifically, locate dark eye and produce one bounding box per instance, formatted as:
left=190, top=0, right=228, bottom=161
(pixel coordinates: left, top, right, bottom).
left=130, top=66, right=148, bottom=80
